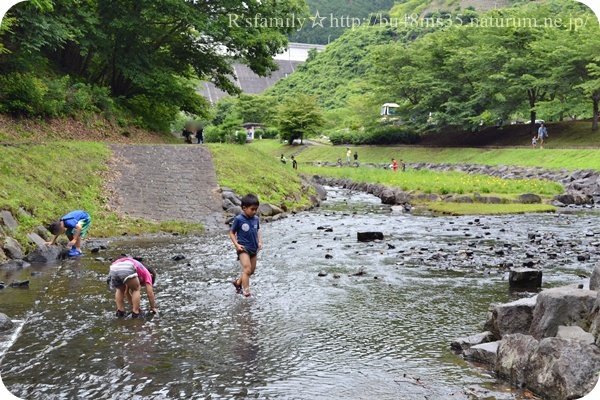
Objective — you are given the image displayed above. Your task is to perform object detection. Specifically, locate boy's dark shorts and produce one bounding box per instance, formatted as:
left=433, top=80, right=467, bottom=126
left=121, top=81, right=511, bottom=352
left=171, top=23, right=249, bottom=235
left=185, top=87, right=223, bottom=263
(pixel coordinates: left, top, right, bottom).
left=237, top=249, right=258, bottom=260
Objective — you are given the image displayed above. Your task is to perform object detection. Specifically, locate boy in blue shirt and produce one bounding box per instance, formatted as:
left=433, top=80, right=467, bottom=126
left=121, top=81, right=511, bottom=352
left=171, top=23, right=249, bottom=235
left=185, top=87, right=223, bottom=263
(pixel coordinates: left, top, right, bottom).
left=229, top=194, right=262, bottom=297
left=45, top=210, right=92, bottom=257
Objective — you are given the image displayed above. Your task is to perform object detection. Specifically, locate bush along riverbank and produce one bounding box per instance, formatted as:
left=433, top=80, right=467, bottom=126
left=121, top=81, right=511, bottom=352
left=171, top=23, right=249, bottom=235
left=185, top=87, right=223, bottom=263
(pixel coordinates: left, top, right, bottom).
left=451, top=262, right=600, bottom=400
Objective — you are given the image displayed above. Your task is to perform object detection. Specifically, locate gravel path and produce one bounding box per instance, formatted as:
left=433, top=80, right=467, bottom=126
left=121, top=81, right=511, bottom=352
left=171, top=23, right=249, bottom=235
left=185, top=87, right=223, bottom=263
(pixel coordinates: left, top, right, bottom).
left=108, top=145, right=224, bottom=230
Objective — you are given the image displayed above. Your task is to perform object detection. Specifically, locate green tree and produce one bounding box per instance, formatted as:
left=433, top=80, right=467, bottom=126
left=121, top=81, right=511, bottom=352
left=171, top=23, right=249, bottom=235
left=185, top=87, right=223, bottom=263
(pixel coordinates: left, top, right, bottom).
left=275, top=94, right=325, bottom=144
left=1, top=0, right=308, bottom=130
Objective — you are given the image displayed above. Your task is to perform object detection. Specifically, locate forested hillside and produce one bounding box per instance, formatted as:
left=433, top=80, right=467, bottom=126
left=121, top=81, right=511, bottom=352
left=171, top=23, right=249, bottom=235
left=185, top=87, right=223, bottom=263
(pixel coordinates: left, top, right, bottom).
left=289, top=0, right=396, bottom=44
left=0, top=0, right=307, bottom=133
left=266, top=0, right=600, bottom=137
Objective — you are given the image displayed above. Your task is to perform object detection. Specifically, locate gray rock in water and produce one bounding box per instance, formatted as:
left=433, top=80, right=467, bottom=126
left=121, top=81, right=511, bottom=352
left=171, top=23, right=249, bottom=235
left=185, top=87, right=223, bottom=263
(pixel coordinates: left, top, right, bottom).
left=258, top=203, right=283, bottom=217
left=451, top=331, right=495, bottom=351
left=0, top=313, right=13, bottom=332
left=484, top=296, right=537, bottom=339
left=24, top=245, right=68, bottom=264
left=318, top=271, right=327, bottom=277
left=529, top=286, right=596, bottom=340
left=496, top=333, right=539, bottom=386
left=357, top=232, right=384, bottom=242
left=3, top=237, right=24, bottom=260
left=313, top=183, right=327, bottom=201
left=463, top=341, right=500, bottom=366
left=380, top=189, right=396, bottom=205
left=0, top=259, right=30, bottom=270
left=525, top=337, right=600, bottom=400
left=509, top=268, right=542, bottom=288
left=589, top=262, right=600, bottom=291
left=9, top=280, right=29, bottom=288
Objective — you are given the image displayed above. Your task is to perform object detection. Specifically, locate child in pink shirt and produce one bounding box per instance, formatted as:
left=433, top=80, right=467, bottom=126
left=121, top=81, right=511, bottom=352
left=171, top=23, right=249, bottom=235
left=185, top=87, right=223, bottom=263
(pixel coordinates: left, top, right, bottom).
left=108, top=257, right=157, bottom=318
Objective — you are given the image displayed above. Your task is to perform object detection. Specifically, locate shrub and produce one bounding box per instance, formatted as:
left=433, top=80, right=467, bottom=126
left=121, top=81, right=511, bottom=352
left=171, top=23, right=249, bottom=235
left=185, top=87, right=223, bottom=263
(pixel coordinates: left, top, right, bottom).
left=328, top=126, right=420, bottom=145
left=0, top=72, right=48, bottom=116
left=262, top=127, right=279, bottom=139
left=203, top=125, right=221, bottom=143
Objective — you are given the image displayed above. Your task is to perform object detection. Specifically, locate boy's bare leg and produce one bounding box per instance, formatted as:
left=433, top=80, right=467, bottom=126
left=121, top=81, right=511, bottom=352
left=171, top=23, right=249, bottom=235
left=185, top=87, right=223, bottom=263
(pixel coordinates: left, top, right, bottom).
left=75, top=235, right=82, bottom=252
left=239, top=253, right=253, bottom=294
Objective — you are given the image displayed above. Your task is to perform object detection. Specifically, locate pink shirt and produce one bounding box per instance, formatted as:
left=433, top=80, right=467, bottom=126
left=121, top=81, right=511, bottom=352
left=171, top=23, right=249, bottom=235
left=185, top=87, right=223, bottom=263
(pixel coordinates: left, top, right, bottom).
left=113, top=257, right=153, bottom=286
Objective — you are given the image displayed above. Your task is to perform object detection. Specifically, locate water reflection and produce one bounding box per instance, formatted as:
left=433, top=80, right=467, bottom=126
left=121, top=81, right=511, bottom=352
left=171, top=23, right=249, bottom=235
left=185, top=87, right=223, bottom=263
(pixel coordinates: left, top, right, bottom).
left=0, top=187, right=597, bottom=399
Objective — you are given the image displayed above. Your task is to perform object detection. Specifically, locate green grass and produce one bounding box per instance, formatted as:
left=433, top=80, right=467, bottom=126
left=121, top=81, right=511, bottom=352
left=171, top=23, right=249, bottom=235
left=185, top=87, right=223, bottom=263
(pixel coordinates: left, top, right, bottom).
left=302, top=165, right=563, bottom=197
left=0, top=143, right=203, bottom=250
left=424, top=202, right=557, bottom=215
left=294, top=145, right=600, bottom=171
left=207, top=143, right=315, bottom=211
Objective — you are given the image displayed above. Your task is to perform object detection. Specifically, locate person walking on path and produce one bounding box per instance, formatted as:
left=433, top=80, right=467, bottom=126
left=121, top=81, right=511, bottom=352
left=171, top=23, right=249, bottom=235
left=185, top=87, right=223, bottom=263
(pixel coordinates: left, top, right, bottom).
left=45, top=210, right=92, bottom=257
left=346, top=148, right=352, bottom=165
left=291, top=155, right=298, bottom=170
left=230, top=194, right=263, bottom=297
left=108, top=257, right=157, bottom=318
left=537, top=123, right=547, bottom=149
left=195, top=126, right=204, bottom=144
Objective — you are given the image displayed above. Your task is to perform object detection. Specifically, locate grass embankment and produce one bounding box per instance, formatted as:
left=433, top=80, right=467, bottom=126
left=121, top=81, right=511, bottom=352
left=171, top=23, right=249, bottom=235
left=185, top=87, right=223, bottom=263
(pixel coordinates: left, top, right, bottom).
left=249, top=140, right=575, bottom=214
left=0, top=143, right=202, bottom=251
left=208, top=144, right=315, bottom=211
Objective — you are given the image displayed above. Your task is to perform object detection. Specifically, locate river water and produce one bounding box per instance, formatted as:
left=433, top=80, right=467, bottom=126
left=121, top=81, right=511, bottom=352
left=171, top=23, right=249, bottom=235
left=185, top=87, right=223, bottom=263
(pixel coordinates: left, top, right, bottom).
left=1, top=187, right=599, bottom=399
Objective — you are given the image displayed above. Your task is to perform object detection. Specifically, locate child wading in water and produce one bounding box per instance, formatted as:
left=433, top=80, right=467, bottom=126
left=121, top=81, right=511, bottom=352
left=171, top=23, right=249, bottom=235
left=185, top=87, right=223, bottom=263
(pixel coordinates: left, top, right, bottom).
left=108, top=257, right=157, bottom=318
left=45, top=210, right=92, bottom=257
left=230, top=194, right=262, bottom=297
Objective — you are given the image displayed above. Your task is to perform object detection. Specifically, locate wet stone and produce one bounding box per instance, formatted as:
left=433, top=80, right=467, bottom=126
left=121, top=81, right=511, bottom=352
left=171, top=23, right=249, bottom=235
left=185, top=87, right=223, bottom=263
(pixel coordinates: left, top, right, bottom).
left=318, top=271, right=327, bottom=277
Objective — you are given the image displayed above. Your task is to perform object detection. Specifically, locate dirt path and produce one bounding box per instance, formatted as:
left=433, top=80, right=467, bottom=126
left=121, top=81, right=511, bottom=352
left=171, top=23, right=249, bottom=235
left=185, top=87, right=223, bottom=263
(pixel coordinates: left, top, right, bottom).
left=108, top=145, right=224, bottom=230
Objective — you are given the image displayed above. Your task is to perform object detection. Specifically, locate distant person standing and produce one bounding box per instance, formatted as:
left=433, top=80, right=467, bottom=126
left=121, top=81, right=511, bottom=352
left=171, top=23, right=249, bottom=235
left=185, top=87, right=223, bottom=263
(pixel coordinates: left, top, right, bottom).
left=532, top=136, right=537, bottom=149
left=291, top=155, right=298, bottom=170
left=537, top=123, right=547, bottom=149
left=392, top=158, right=398, bottom=172
left=195, top=126, right=204, bottom=144
left=353, top=151, right=358, bottom=164
left=346, top=148, right=351, bottom=164
left=400, top=159, right=406, bottom=172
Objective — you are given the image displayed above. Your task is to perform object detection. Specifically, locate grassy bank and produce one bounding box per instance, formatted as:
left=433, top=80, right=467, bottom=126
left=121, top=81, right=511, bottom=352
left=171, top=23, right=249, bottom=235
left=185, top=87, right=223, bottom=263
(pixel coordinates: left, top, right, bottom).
left=0, top=142, right=202, bottom=250
left=424, top=202, right=557, bottom=215
left=301, top=166, right=563, bottom=198
left=208, top=144, right=315, bottom=210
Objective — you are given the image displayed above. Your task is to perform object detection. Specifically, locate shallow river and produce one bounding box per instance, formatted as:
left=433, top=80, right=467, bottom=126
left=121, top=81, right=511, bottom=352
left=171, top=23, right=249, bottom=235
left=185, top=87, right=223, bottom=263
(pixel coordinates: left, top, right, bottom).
left=1, top=187, right=599, bottom=399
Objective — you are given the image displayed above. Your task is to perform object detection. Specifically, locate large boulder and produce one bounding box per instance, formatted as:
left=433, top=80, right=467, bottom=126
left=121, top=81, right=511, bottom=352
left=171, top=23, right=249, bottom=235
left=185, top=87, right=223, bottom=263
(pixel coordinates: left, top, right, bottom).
left=484, top=296, right=537, bottom=339
left=590, top=262, right=600, bottom=291
left=525, top=337, right=600, bottom=400
left=451, top=331, right=495, bottom=351
left=24, top=245, right=68, bottom=264
left=380, top=189, right=396, bottom=205
left=258, top=203, right=283, bottom=217
left=556, top=325, right=595, bottom=345
left=509, top=268, right=542, bottom=288
left=496, top=333, right=539, bottom=386
left=0, top=259, right=30, bottom=270
left=34, top=225, right=51, bottom=241
left=313, top=184, right=327, bottom=201
left=463, top=341, right=500, bottom=366
left=518, top=193, right=542, bottom=204
left=529, top=286, right=597, bottom=340
left=3, top=237, right=24, bottom=260
left=26, top=233, right=47, bottom=248
left=0, top=313, right=13, bottom=332
left=357, top=232, right=384, bottom=242
left=1, top=210, right=18, bottom=234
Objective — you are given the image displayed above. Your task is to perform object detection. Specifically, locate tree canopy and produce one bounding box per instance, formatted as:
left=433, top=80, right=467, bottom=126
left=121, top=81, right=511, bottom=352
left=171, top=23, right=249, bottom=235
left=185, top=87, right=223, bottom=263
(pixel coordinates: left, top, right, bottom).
left=0, top=0, right=308, bottom=131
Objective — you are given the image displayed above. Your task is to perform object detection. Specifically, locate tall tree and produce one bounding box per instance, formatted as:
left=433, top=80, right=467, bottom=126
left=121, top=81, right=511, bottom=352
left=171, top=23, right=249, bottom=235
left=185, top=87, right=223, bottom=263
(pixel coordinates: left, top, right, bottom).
left=275, top=94, right=324, bottom=144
